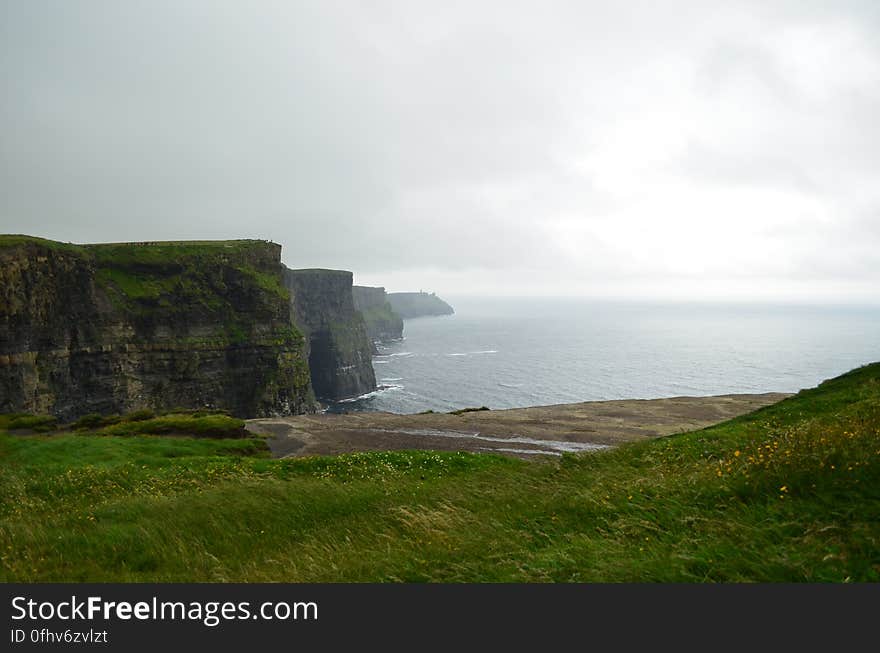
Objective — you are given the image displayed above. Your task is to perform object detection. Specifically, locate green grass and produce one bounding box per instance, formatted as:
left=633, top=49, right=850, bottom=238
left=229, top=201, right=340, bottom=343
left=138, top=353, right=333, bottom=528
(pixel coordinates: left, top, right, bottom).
left=4, top=411, right=246, bottom=439
left=97, top=413, right=247, bottom=438
left=1, top=364, right=878, bottom=582
left=0, top=414, right=58, bottom=432
left=233, top=263, right=288, bottom=301
left=93, top=267, right=179, bottom=301
left=86, top=239, right=277, bottom=266
left=0, top=234, right=83, bottom=252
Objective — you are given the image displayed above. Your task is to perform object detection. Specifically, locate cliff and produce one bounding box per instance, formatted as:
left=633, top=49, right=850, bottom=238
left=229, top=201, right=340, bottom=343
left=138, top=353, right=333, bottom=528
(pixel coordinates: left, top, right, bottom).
left=0, top=236, right=315, bottom=420
left=387, top=292, right=454, bottom=319
left=284, top=269, right=376, bottom=401
left=352, top=286, right=404, bottom=344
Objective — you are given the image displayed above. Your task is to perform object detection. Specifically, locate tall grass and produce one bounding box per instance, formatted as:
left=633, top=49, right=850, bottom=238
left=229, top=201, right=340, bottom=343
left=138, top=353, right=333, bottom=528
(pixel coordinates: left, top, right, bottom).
left=1, top=364, right=878, bottom=582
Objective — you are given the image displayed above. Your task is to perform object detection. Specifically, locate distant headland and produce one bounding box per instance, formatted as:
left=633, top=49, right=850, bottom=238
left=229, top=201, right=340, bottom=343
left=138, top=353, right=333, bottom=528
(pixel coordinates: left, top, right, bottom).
left=386, top=291, right=454, bottom=319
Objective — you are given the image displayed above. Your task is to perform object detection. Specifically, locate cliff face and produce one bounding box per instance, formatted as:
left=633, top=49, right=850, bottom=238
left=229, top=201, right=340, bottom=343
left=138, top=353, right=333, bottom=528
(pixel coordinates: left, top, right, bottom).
left=0, top=236, right=314, bottom=420
left=284, top=269, right=376, bottom=401
left=352, top=286, right=404, bottom=344
left=387, top=292, right=454, bottom=319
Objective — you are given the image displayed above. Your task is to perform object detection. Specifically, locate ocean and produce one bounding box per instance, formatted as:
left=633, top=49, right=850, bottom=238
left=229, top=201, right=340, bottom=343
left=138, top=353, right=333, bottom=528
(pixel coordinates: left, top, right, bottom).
left=331, top=298, right=880, bottom=414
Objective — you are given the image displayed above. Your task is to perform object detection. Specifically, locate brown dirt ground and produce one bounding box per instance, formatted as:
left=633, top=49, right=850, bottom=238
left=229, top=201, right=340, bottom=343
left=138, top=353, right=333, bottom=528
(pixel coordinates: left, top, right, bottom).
left=246, top=393, right=790, bottom=459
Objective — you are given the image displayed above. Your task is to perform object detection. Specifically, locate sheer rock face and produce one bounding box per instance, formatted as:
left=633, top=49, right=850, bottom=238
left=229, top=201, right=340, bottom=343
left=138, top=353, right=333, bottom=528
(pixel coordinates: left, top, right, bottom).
left=352, top=285, right=404, bottom=345
left=0, top=237, right=315, bottom=420
left=284, top=269, right=377, bottom=401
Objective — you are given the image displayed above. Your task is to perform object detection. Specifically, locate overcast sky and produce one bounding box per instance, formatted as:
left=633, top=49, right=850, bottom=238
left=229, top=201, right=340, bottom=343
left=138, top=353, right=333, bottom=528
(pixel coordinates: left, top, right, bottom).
left=2, top=1, right=879, bottom=301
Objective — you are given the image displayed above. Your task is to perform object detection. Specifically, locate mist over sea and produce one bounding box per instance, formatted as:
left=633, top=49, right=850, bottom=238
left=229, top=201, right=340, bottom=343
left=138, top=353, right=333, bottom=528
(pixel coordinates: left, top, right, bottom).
left=331, top=298, right=880, bottom=414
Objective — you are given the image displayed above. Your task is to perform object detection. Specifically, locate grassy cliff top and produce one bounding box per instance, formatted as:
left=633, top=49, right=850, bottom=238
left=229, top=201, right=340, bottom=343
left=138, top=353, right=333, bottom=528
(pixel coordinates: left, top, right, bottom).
left=86, top=239, right=280, bottom=263
left=1, top=361, right=878, bottom=581
left=1, top=235, right=282, bottom=274
left=0, top=234, right=85, bottom=252
left=0, top=234, right=278, bottom=252
left=285, top=268, right=353, bottom=276
left=0, top=235, right=283, bottom=273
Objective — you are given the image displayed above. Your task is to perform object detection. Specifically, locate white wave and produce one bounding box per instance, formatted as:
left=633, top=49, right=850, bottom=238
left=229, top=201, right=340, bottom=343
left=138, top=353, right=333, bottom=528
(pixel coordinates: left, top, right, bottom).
left=381, top=377, right=403, bottom=382
left=373, top=360, right=390, bottom=364
left=336, top=383, right=404, bottom=403
left=498, top=382, right=523, bottom=388
left=446, top=353, right=468, bottom=357
left=389, top=352, right=413, bottom=357
left=471, top=350, right=499, bottom=354
left=337, top=393, right=374, bottom=403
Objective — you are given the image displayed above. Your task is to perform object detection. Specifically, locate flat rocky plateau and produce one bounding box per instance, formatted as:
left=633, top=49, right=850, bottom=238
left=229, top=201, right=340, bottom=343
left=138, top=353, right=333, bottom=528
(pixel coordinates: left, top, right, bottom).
left=246, top=392, right=790, bottom=458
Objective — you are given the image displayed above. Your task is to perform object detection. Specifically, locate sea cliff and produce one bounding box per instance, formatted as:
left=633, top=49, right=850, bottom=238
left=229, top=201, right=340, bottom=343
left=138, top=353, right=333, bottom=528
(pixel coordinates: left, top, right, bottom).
left=0, top=236, right=314, bottom=419
left=284, top=269, right=376, bottom=401
left=352, top=285, right=404, bottom=344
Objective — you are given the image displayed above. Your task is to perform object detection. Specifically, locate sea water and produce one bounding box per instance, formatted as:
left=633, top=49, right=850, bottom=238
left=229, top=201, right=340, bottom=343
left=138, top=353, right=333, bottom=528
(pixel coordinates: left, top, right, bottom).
left=331, top=298, right=880, bottom=414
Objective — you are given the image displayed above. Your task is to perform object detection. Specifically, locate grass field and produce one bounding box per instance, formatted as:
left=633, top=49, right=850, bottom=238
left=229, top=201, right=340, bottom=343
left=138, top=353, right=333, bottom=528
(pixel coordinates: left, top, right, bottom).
left=1, top=364, right=878, bottom=582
